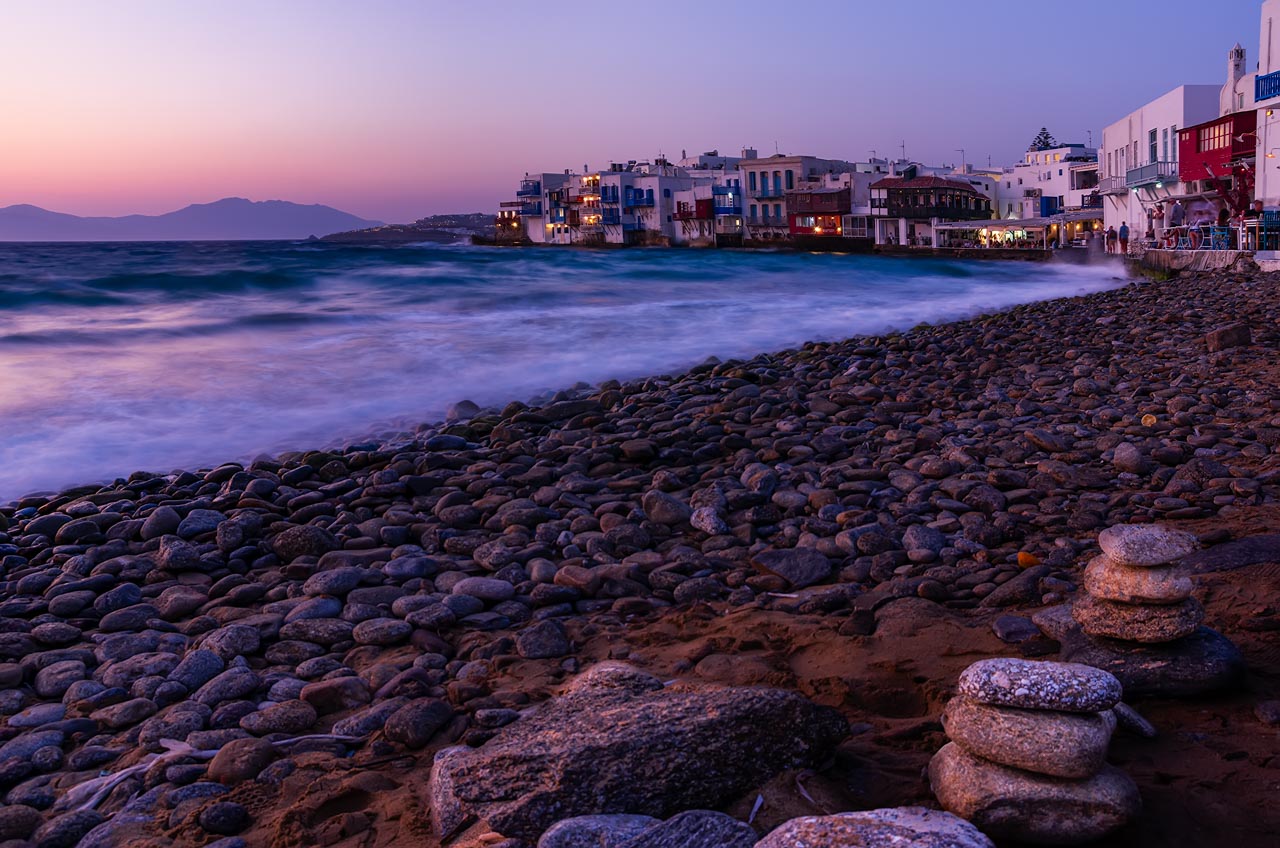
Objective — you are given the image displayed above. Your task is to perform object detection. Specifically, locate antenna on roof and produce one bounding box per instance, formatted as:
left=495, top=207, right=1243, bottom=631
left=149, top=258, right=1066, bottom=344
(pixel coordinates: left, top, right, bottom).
left=774, top=141, right=779, bottom=155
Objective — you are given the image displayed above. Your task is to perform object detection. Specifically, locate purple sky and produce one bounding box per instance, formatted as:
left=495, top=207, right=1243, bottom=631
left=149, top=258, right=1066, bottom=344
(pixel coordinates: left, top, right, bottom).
left=0, top=0, right=1264, bottom=223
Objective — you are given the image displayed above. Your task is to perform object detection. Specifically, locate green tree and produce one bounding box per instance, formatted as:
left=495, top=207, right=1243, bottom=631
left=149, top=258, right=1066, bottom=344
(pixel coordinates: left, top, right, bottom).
left=1030, top=128, right=1058, bottom=151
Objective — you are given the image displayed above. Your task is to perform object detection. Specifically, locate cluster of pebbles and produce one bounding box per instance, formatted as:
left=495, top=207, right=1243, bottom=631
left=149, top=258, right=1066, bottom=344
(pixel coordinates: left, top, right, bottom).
left=0, top=271, right=1274, bottom=845
left=930, top=658, right=1141, bottom=845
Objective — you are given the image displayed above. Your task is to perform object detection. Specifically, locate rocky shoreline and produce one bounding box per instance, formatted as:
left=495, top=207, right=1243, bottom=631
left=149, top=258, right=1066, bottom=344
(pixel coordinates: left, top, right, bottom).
left=1, top=269, right=1279, bottom=847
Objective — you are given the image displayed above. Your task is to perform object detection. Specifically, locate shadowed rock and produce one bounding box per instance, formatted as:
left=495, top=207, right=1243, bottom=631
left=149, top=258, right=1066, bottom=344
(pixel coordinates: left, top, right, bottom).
left=428, top=663, right=848, bottom=841
left=1034, top=605, right=1245, bottom=698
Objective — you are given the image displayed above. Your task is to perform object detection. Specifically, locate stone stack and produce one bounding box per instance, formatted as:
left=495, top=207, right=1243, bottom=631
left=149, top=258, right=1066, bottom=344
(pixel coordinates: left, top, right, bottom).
left=1072, top=524, right=1203, bottom=643
left=1034, top=524, right=1245, bottom=697
left=929, top=658, right=1141, bottom=845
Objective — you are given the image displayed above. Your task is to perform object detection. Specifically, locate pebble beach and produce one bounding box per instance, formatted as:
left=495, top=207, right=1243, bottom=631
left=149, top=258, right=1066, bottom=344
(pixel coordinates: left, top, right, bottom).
left=1, top=268, right=1279, bottom=847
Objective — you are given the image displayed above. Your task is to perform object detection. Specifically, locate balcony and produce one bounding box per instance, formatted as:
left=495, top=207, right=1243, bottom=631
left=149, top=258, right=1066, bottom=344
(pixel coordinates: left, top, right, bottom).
left=750, top=187, right=786, bottom=199
left=1125, top=161, right=1178, bottom=188
left=1257, top=69, right=1280, bottom=102
left=746, top=216, right=787, bottom=227
left=1076, top=193, right=1103, bottom=210
left=713, top=204, right=742, bottom=216
left=884, top=205, right=991, bottom=221
left=1099, top=175, right=1127, bottom=195
left=518, top=202, right=543, bottom=216
left=625, top=195, right=655, bottom=208
left=600, top=212, right=621, bottom=226
left=516, top=182, right=541, bottom=198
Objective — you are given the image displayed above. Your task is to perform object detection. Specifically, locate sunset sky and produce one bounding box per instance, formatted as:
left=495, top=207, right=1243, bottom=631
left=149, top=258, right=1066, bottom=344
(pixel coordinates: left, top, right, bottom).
left=0, top=0, right=1263, bottom=223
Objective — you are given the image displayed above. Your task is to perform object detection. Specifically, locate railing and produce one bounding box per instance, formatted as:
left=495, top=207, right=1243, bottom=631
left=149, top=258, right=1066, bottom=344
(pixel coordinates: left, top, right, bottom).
left=600, top=212, right=621, bottom=225
left=746, top=216, right=787, bottom=227
left=673, top=209, right=700, bottom=220
left=1099, top=175, right=1127, bottom=194
left=1077, top=194, right=1103, bottom=209
left=516, top=183, right=541, bottom=197
left=518, top=202, right=543, bottom=216
left=1125, top=161, right=1178, bottom=187
left=750, top=187, right=786, bottom=199
left=713, top=205, right=742, bottom=216
left=884, top=205, right=991, bottom=220
left=625, top=195, right=655, bottom=207
left=1257, top=69, right=1280, bottom=102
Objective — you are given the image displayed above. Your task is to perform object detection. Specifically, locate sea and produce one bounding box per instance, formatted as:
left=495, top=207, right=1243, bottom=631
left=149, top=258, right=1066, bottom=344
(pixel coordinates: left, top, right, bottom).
left=0, top=241, right=1125, bottom=500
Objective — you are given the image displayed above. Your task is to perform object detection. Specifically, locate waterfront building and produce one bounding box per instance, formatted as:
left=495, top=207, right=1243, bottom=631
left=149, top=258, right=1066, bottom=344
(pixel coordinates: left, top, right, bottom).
left=739, top=154, right=856, bottom=243
left=869, top=173, right=993, bottom=246
left=1247, top=0, right=1280, bottom=210
left=508, top=172, right=574, bottom=245
left=1099, top=85, right=1220, bottom=236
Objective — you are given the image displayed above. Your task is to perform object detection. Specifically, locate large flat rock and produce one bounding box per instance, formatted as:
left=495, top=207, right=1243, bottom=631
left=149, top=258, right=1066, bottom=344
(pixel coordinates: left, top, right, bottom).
left=1034, top=605, right=1245, bottom=698
left=428, top=663, right=848, bottom=841
left=930, top=742, right=1140, bottom=845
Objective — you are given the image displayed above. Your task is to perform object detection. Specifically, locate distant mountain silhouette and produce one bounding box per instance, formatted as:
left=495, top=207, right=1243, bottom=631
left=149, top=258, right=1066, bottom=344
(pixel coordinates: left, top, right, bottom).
left=0, top=198, right=383, bottom=241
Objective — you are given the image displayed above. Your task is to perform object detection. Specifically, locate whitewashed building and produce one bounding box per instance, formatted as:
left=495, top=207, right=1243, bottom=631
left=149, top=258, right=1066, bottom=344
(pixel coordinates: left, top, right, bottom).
left=1099, top=85, right=1220, bottom=235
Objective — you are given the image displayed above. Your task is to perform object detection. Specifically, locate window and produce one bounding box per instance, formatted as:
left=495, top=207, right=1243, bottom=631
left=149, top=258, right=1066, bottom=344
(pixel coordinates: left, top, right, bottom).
left=1149, top=129, right=1158, bottom=163
left=774, top=203, right=782, bottom=218
left=1198, top=121, right=1230, bottom=153
left=785, top=170, right=794, bottom=189
left=1162, top=128, right=1169, bottom=161
left=1171, top=126, right=1178, bottom=162
left=749, top=172, right=757, bottom=191
left=1054, top=153, right=1061, bottom=162
left=663, top=188, right=670, bottom=198
left=1058, top=169, right=1063, bottom=176
left=750, top=203, right=757, bottom=219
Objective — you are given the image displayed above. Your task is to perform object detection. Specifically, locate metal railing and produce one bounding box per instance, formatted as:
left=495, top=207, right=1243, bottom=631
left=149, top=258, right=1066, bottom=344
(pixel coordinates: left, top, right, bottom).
left=518, top=202, right=543, bottom=216
left=1258, top=69, right=1280, bottom=102
left=516, top=184, right=541, bottom=197
left=1098, top=175, right=1127, bottom=195
left=746, top=216, right=788, bottom=227
left=1125, top=161, right=1178, bottom=187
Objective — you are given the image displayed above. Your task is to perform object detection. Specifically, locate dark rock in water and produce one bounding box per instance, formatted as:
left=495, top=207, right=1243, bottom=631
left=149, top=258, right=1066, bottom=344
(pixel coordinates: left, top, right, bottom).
left=428, top=662, right=847, bottom=841
left=1034, top=605, right=1245, bottom=697
left=616, top=810, right=756, bottom=848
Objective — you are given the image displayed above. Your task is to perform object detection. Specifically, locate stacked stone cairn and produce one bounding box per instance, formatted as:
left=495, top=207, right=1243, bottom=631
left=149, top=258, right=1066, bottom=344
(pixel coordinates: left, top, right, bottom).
left=930, top=658, right=1141, bottom=845
left=1072, top=524, right=1203, bottom=644
left=1030, top=523, right=1245, bottom=697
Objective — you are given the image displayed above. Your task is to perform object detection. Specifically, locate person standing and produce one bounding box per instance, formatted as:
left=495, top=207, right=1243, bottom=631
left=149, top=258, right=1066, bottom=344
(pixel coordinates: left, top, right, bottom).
left=1118, top=222, right=1129, bottom=255
left=1170, top=199, right=1186, bottom=229
left=1105, top=226, right=1118, bottom=254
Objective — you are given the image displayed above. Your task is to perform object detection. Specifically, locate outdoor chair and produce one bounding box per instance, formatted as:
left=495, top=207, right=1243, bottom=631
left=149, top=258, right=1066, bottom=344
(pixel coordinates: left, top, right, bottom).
left=1208, top=226, right=1232, bottom=251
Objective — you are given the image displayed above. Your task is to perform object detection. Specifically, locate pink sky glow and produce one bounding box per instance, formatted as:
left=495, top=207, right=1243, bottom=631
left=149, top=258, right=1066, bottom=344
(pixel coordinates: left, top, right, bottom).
left=0, top=1, right=1261, bottom=223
